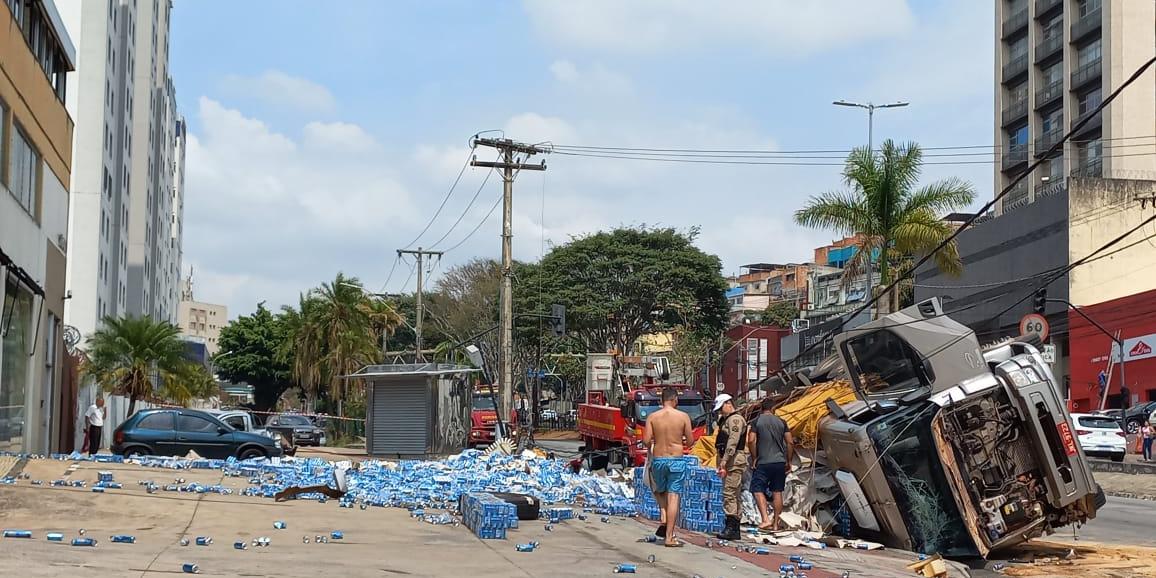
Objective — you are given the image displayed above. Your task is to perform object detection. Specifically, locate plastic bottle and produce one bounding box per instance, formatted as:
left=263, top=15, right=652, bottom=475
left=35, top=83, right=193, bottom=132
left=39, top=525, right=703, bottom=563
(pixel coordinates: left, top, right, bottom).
left=639, top=535, right=657, bottom=543
left=46, top=532, right=64, bottom=542
left=179, top=538, right=190, bottom=546
left=790, top=555, right=806, bottom=563
left=2, top=530, right=32, bottom=538
left=544, top=524, right=553, bottom=532
left=330, top=531, right=344, bottom=540
left=613, top=564, right=637, bottom=574
left=71, top=537, right=97, bottom=547
left=182, top=563, right=200, bottom=574
left=273, top=521, right=287, bottom=530
left=195, top=536, right=212, bottom=546
left=234, top=541, right=247, bottom=550
left=110, top=535, right=136, bottom=544
left=515, top=543, right=536, bottom=552
left=799, top=562, right=814, bottom=570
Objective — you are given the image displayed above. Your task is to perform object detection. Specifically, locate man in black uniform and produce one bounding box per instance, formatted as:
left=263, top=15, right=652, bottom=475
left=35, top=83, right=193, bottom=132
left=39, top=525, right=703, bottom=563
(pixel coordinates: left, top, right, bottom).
left=713, top=393, right=747, bottom=540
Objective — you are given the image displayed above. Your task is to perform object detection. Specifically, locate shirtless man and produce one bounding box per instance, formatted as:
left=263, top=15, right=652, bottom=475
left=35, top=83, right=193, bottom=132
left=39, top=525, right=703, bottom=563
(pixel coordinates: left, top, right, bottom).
left=642, top=387, right=694, bottom=547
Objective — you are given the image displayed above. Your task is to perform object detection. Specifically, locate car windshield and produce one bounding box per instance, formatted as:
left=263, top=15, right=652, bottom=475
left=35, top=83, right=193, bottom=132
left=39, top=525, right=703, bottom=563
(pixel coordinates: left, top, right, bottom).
left=866, top=403, right=976, bottom=557
left=637, top=400, right=709, bottom=426
left=473, top=397, right=496, bottom=411
left=1077, top=416, right=1121, bottom=430
left=276, top=415, right=312, bottom=426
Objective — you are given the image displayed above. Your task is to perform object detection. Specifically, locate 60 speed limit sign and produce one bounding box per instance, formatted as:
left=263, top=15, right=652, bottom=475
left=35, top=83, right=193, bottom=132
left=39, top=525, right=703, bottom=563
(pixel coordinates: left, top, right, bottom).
left=1019, top=313, right=1050, bottom=341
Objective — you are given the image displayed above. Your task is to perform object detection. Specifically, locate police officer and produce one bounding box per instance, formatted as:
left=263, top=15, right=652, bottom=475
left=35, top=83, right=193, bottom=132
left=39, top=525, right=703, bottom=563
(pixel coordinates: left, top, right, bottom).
left=713, top=393, right=747, bottom=540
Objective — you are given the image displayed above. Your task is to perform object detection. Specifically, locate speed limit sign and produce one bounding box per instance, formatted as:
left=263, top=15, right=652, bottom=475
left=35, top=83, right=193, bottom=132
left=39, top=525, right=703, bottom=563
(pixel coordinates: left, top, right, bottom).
left=1020, top=313, right=1050, bottom=341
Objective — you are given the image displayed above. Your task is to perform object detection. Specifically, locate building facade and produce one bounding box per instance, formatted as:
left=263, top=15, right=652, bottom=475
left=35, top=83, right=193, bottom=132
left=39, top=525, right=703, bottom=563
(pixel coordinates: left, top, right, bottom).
left=176, top=279, right=227, bottom=356
left=59, top=0, right=182, bottom=341
left=994, top=0, right=1156, bottom=215
left=0, top=0, right=76, bottom=453
left=706, top=325, right=790, bottom=401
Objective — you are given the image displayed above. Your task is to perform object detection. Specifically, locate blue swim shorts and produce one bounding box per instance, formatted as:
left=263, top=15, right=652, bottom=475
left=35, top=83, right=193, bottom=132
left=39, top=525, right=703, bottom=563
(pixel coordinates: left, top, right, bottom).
left=650, top=457, right=688, bottom=494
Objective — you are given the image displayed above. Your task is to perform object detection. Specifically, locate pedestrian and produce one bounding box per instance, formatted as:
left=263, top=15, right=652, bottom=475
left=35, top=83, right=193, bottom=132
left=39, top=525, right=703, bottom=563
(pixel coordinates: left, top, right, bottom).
left=749, top=396, right=794, bottom=531
left=712, top=393, right=748, bottom=541
left=642, top=387, right=694, bottom=547
left=1142, top=419, right=1154, bottom=462
left=84, top=396, right=107, bottom=456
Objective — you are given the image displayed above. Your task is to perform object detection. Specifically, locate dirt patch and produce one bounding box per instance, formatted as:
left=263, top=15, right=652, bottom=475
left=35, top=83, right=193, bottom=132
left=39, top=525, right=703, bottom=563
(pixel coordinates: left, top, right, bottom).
left=534, top=430, right=581, bottom=441
left=1000, top=542, right=1156, bottom=577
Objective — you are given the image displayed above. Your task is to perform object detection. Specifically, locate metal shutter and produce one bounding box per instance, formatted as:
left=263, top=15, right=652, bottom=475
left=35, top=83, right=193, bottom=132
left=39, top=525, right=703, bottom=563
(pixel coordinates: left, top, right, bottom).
left=370, top=382, right=428, bottom=457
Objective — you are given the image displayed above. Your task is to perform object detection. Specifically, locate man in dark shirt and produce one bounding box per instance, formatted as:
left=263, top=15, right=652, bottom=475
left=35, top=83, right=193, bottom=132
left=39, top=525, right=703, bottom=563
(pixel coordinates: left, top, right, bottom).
left=748, top=396, right=794, bottom=531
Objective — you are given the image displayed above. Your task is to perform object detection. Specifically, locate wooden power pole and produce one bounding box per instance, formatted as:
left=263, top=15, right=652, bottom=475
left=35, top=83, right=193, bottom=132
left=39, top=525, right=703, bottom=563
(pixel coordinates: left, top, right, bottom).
left=470, top=137, right=547, bottom=421
left=397, top=247, right=442, bottom=362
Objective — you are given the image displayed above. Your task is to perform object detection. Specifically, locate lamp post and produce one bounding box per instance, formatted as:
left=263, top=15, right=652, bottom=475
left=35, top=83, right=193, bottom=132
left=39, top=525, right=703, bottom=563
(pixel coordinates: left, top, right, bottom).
left=832, top=99, right=909, bottom=318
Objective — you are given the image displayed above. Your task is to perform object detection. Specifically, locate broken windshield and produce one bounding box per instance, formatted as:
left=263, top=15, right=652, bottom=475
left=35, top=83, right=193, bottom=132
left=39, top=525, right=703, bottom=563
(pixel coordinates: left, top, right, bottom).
left=866, top=403, right=977, bottom=557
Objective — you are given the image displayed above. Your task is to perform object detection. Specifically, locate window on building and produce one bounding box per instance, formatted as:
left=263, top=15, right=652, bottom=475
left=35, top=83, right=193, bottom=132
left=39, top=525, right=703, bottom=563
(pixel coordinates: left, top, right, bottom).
left=1041, top=109, right=1063, bottom=135
left=1007, top=124, right=1028, bottom=152
left=1041, top=61, right=1062, bottom=87
left=1077, top=87, right=1103, bottom=116
left=1077, top=38, right=1102, bottom=67
left=9, top=125, right=39, bottom=215
left=1, top=275, right=33, bottom=451
left=1007, top=36, right=1028, bottom=60
left=1075, top=138, right=1103, bottom=175
left=1008, top=81, right=1028, bottom=104
left=1041, top=13, right=1063, bottom=39
left=1078, top=0, right=1101, bottom=17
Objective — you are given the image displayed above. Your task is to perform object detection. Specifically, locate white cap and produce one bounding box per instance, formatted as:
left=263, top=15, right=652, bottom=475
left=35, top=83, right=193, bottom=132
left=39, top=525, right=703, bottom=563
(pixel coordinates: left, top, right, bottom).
left=713, top=393, right=733, bottom=412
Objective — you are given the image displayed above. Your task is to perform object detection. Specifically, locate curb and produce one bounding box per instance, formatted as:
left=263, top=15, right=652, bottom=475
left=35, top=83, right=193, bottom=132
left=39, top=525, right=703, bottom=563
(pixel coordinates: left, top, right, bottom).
left=1088, top=458, right=1156, bottom=476
left=1104, top=490, right=1156, bottom=501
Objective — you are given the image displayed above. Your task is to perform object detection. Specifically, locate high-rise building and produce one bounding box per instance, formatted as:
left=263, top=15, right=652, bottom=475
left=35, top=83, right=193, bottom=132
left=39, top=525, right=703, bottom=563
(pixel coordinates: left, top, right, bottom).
left=58, top=0, right=182, bottom=340
left=994, top=0, right=1156, bottom=215
left=0, top=0, right=76, bottom=453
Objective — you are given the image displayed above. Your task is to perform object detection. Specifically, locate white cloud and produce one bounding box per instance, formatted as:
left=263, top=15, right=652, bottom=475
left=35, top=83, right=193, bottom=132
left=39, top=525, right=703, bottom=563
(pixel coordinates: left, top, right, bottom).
left=303, top=121, right=380, bottom=154
left=220, top=70, right=337, bottom=113
left=523, top=0, right=914, bottom=56
left=504, top=113, right=578, bottom=145
left=549, top=60, right=634, bottom=96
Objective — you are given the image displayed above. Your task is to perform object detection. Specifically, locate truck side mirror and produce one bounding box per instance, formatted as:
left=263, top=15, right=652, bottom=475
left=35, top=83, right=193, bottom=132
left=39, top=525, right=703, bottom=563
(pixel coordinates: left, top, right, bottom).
left=619, top=404, right=630, bottom=419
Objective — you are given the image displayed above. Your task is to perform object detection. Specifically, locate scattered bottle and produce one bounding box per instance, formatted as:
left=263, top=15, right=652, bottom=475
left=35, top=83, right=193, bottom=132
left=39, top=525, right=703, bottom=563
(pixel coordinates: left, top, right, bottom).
left=78, top=529, right=86, bottom=536
left=91, top=487, right=105, bottom=493
left=646, top=554, right=655, bottom=564
left=638, top=535, right=657, bottom=543
left=779, top=564, right=796, bottom=573
left=258, top=537, right=270, bottom=547
left=182, top=563, right=200, bottom=574
left=46, top=532, right=64, bottom=542
left=790, top=555, right=806, bottom=564
left=302, top=536, right=311, bottom=544
left=110, top=535, right=136, bottom=544
left=755, top=547, right=770, bottom=555
left=195, top=536, right=212, bottom=546
left=179, top=538, right=190, bottom=547
left=71, top=537, right=97, bottom=547
left=799, top=562, right=814, bottom=571
left=613, top=563, right=637, bottom=574
left=330, top=531, right=344, bottom=540
left=600, top=516, right=610, bottom=523
left=515, top=543, right=536, bottom=552
left=544, top=524, right=553, bottom=532
left=273, top=521, right=287, bottom=530
left=234, top=541, right=247, bottom=550
left=3, top=530, right=32, bottom=538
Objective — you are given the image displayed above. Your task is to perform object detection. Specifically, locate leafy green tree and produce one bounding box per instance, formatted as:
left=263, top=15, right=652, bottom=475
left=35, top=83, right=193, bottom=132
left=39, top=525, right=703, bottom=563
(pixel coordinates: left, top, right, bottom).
left=214, top=303, right=293, bottom=412
left=794, top=140, right=975, bottom=314
left=760, top=301, right=800, bottom=328
left=534, top=227, right=729, bottom=354
left=163, top=363, right=219, bottom=407
left=82, top=316, right=199, bottom=415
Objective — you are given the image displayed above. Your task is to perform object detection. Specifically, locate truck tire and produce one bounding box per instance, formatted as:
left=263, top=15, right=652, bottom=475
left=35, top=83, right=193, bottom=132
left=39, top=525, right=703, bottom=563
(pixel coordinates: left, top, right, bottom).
left=489, top=492, right=542, bottom=521
left=1094, top=484, right=1107, bottom=510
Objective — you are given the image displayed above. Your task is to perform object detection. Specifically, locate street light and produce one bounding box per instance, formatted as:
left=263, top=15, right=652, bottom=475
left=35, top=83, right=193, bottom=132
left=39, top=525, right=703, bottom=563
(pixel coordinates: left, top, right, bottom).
left=833, top=99, right=909, bottom=318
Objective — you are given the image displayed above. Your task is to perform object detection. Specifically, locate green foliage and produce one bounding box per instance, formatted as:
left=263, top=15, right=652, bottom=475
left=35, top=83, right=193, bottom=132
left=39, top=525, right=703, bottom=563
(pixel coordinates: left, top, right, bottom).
left=214, top=303, right=293, bottom=412
left=794, top=140, right=976, bottom=312
left=760, top=301, right=799, bottom=328
left=533, top=226, right=729, bottom=354
left=82, top=315, right=204, bottom=415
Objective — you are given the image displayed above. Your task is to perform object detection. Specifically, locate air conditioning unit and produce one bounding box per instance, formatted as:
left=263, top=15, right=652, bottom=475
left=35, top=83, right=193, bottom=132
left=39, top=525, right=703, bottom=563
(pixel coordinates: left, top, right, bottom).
left=791, top=318, right=810, bottom=333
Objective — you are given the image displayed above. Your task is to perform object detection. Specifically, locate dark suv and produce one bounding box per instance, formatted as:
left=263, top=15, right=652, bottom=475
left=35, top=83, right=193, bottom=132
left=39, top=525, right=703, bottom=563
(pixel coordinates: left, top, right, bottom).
left=264, top=414, right=325, bottom=447
left=112, top=408, right=283, bottom=460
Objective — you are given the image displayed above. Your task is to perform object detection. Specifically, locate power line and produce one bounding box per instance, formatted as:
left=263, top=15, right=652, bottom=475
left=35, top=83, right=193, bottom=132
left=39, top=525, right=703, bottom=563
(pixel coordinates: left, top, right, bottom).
left=377, top=255, right=401, bottom=294
left=552, top=149, right=1156, bottom=167
left=443, top=194, right=503, bottom=254
left=429, top=165, right=495, bottom=249
left=401, top=144, right=476, bottom=250
left=779, top=55, right=1156, bottom=371
left=551, top=140, right=1156, bottom=160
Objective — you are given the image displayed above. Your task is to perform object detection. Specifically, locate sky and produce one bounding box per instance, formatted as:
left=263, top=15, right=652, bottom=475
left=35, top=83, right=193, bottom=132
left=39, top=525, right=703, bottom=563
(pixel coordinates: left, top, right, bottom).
left=170, top=0, right=995, bottom=320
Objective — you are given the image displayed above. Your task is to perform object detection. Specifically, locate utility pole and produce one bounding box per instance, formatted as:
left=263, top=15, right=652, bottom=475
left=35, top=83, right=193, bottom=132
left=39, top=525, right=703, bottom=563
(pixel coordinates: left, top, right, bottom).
left=397, top=247, right=443, bottom=363
left=470, top=137, right=548, bottom=423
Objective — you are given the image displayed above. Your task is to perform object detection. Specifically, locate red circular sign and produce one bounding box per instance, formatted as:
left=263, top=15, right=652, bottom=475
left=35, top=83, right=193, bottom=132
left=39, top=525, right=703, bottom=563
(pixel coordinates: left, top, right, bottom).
left=1020, top=313, right=1050, bottom=341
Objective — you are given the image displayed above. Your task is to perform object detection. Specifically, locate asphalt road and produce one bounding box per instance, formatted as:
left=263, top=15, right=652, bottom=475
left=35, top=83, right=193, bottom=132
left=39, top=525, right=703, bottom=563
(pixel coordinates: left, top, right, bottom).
left=534, top=439, right=582, bottom=458
left=1053, top=495, right=1156, bottom=548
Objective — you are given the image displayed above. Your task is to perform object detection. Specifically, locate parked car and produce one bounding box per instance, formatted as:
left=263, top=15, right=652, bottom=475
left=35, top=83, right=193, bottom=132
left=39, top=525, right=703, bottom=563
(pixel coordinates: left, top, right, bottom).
left=265, top=414, right=326, bottom=447
left=1071, top=413, right=1127, bottom=462
left=111, top=408, right=283, bottom=460
left=205, top=409, right=295, bottom=456
left=540, top=409, right=558, bottom=421
left=1123, top=401, right=1156, bottom=433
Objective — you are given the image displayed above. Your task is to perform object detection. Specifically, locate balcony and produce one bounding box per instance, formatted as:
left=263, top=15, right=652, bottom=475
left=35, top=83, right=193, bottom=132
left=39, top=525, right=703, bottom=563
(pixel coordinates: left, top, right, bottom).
left=1035, top=178, right=1067, bottom=200
left=1072, top=108, right=1103, bottom=136
left=1003, top=8, right=1030, bottom=38
left=1072, top=158, right=1103, bottom=178
left=1002, top=54, right=1029, bottom=83
left=1036, top=0, right=1063, bottom=18
left=1071, top=59, right=1102, bottom=90
left=1035, top=80, right=1063, bottom=109
left=1004, top=180, right=1030, bottom=212
left=1072, top=8, right=1102, bottom=43
left=1035, top=128, right=1063, bottom=155
left=1002, top=145, right=1029, bottom=171
left=1002, top=99, right=1028, bottom=126
left=1034, top=34, right=1064, bottom=64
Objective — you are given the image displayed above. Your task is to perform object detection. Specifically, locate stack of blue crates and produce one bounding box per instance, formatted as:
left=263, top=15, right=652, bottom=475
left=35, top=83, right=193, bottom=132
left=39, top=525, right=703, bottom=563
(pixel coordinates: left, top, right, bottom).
left=631, top=457, right=723, bottom=534
left=542, top=507, right=574, bottom=521
left=461, top=492, right=517, bottom=540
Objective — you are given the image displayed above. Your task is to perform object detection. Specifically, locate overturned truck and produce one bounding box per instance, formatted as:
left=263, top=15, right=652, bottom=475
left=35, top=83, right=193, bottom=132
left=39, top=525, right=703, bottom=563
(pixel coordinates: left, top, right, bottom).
left=774, top=298, right=1101, bottom=558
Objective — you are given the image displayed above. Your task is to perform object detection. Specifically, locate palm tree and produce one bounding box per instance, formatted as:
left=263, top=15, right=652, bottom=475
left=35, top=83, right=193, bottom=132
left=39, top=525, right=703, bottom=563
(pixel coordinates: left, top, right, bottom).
left=280, top=293, right=325, bottom=409
left=311, top=274, right=380, bottom=399
left=360, top=296, right=405, bottom=361
left=82, top=316, right=192, bottom=415
left=794, top=140, right=976, bottom=315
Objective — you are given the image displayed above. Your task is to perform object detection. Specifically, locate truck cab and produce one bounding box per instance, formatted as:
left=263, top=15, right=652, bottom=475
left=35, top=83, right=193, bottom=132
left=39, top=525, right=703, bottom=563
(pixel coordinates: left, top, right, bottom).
left=817, top=298, right=1099, bottom=557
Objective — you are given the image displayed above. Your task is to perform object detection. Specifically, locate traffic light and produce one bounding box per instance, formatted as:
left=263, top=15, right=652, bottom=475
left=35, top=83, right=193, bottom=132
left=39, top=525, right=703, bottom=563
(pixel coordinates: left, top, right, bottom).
left=1032, top=288, right=1047, bottom=315
left=550, top=304, right=566, bottom=337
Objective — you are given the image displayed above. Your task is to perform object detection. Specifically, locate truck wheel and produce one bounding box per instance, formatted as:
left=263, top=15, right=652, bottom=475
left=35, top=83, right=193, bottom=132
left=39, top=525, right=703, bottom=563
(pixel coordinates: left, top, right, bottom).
left=591, top=452, right=610, bottom=472
left=1094, top=484, right=1107, bottom=509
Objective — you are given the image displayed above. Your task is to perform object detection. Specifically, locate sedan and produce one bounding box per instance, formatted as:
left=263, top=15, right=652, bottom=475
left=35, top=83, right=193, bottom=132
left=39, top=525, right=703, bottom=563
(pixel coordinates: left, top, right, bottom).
left=112, top=408, right=283, bottom=460
left=266, top=414, right=327, bottom=447
left=1072, top=413, right=1127, bottom=462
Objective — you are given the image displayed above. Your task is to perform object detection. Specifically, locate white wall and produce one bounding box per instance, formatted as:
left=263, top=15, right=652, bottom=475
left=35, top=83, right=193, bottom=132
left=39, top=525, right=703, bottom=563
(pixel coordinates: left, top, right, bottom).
left=41, top=161, right=68, bottom=252
left=0, top=188, right=46, bottom=286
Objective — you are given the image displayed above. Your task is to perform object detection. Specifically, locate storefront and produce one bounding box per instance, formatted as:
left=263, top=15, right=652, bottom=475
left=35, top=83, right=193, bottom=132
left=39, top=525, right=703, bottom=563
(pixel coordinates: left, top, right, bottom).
left=0, top=268, right=38, bottom=452
left=1067, top=288, right=1156, bottom=412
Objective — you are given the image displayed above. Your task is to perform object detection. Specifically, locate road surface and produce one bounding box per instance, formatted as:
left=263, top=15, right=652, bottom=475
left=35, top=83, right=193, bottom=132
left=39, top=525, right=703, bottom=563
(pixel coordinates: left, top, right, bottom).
left=1054, top=495, right=1156, bottom=548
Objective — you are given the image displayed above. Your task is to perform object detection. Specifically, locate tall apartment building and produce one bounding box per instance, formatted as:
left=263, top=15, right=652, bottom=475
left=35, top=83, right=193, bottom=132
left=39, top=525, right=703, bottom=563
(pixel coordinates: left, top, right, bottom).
left=0, top=0, right=76, bottom=453
left=58, top=0, right=183, bottom=340
left=994, top=0, right=1156, bottom=214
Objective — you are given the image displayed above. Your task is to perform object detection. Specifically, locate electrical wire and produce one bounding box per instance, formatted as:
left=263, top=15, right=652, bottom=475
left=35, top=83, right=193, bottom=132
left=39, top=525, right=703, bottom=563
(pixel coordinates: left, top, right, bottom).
left=443, top=194, right=503, bottom=254
left=401, top=144, right=476, bottom=250
left=552, top=149, right=1156, bottom=167
left=778, top=55, right=1156, bottom=372
left=429, top=165, right=495, bottom=250
left=377, top=255, right=401, bottom=294
left=396, top=256, right=418, bottom=294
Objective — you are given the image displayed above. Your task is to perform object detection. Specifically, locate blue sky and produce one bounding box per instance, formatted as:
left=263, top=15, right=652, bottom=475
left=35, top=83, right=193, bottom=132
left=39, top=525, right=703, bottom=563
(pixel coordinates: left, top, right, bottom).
left=171, top=0, right=995, bottom=318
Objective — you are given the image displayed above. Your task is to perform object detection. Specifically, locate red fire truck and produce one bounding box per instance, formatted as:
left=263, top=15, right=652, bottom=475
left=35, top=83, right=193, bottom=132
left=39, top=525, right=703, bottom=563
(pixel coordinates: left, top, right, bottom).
left=576, top=354, right=710, bottom=469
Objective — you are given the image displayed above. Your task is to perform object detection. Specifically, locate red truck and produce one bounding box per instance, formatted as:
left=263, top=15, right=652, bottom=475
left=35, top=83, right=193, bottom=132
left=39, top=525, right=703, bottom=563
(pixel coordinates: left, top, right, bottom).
left=577, top=383, right=710, bottom=470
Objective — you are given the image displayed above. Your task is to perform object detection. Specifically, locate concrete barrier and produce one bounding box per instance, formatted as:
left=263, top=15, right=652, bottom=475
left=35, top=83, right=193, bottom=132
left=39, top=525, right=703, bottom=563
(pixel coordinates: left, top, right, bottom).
left=1089, top=457, right=1156, bottom=475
